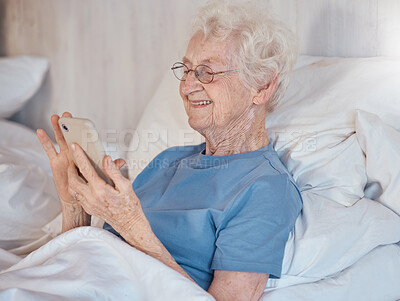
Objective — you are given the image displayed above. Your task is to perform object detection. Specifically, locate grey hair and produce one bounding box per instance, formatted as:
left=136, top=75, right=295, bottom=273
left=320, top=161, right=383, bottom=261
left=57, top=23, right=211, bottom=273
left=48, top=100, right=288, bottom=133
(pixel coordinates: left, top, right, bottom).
left=192, top=1, right=298, bottom=112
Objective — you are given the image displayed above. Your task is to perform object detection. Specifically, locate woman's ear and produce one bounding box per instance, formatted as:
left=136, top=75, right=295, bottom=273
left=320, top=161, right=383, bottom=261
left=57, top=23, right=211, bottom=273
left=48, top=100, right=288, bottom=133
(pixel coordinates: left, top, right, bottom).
left=252, top=75, right=278, bottom=105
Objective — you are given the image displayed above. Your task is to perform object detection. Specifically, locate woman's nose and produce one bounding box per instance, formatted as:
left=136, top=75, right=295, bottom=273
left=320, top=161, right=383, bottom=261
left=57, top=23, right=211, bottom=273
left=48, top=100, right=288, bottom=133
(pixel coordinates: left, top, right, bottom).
left=181, top=70, right=202, bottom=95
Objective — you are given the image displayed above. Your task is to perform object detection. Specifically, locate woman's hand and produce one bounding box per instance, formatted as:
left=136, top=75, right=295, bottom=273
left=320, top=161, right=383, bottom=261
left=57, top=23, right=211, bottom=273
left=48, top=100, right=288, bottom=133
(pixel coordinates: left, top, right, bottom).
left=37, top=112, right=128, bottom=232
left=37, top=112, right=126, bottom=204
left=37, top=112, right=77, bottom=204
left=67, top=143, right=143, bottom=231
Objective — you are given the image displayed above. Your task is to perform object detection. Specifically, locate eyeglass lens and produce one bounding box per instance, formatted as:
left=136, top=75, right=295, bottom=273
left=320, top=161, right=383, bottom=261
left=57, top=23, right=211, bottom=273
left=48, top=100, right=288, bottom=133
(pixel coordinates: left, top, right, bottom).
left=172, top=63, right=214, bottom=84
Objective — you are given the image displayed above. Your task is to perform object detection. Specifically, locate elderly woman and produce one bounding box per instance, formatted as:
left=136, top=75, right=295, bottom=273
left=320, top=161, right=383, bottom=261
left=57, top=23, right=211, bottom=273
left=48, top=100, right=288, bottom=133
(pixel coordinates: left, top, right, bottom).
left=37, top=2, right=302, bottom=300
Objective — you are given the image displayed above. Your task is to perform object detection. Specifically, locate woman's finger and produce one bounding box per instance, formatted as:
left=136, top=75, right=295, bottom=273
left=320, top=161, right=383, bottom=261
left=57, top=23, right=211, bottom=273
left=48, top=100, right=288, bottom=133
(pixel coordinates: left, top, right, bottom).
left=68, top=163, right=91, bottom=200
left=51, top=114, right=69, bottom=152
left=71, top=143, right=106, bottom=186
left=62, top=112, right=72, bottom=118
left=37, top=129, right=57, bottom=160
left=104, top=156, right=130, bottom=193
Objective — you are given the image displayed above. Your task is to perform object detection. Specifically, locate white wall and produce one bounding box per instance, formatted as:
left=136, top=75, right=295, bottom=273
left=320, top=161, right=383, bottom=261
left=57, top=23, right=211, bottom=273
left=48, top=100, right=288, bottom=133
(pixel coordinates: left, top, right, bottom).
left=1, top=0, right=400, bottom=139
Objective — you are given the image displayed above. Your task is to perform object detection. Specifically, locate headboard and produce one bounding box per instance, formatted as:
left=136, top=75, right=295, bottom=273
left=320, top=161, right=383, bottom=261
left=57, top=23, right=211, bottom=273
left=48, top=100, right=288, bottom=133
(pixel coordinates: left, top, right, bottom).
left=1, top=0, right=400, bottom=139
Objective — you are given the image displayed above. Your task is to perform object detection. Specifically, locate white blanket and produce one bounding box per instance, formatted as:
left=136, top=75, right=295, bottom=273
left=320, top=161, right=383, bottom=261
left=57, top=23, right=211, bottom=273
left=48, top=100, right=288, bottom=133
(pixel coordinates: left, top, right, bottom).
left=1, top=191, right=400, bottom=300
left=1, top=225, right=399, bottom=301
left=0, top=227, right=214, bottom=301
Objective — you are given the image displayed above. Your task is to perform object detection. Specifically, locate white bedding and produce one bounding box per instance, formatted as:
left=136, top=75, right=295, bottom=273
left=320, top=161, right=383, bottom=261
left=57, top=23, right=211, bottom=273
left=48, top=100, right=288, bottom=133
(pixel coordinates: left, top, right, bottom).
left=0, top=193, right=399, bottom=301
left=0, top=227, right=214, bottom=301
left=262, top=243, right=400, bottom=301
left=0, top=119, right=60, bottom=256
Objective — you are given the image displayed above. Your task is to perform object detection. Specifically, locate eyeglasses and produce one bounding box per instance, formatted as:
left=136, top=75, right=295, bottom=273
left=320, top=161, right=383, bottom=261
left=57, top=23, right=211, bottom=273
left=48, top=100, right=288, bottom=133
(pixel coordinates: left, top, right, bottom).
left=171, top=62, right=238, bottom=84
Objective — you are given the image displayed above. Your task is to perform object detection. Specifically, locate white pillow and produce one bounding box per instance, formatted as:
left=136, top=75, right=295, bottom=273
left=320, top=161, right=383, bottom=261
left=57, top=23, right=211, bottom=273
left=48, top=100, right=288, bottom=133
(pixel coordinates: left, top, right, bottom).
left=355, top=110, right=400, bottom=216
left=0, top=56, right=49, bottom=118
left=266, top=56, right=400, bottom=206
left=0, top=119, right=61, bottom=256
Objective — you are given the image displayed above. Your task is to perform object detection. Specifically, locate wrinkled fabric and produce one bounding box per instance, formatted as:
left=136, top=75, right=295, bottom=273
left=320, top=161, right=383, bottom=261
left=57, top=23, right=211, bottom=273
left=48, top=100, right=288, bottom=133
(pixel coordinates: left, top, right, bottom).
left=0, top=227, right=214, bottom=301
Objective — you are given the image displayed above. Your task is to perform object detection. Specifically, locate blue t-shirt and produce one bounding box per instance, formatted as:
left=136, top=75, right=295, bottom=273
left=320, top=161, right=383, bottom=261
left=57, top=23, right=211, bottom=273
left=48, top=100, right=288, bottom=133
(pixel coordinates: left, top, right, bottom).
left=104, top=143, right=302, bottom=290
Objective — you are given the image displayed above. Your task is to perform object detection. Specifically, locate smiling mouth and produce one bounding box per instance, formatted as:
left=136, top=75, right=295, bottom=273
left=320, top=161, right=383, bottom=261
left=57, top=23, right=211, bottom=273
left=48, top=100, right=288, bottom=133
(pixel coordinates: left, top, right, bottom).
left=190, top=100, right=213, bottom=106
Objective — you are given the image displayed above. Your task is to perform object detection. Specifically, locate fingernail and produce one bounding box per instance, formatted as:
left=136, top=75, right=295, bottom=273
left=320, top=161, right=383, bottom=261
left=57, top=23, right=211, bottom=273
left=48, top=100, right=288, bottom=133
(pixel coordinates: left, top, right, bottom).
left=71, top=144, right=76, bottom=151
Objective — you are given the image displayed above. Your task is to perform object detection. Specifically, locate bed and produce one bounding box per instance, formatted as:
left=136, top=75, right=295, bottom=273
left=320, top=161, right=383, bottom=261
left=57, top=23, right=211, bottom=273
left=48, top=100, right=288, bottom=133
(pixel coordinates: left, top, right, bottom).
left=1, top=2, right=400, bottom=301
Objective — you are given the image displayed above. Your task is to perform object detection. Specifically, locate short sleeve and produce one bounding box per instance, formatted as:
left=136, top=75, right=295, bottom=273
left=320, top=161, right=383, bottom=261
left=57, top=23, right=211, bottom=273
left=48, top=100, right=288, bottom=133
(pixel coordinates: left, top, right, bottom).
left=211, top=175, right=302, bottom=278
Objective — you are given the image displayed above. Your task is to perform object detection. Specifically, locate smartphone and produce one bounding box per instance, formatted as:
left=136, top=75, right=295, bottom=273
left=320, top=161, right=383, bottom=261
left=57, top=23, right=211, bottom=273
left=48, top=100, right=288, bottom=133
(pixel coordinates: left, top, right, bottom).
left=58, top=117, right=113, bottom=186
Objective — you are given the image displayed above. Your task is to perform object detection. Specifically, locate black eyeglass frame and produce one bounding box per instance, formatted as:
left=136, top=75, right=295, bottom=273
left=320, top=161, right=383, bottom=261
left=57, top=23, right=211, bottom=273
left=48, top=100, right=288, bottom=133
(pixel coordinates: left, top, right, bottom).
left=171, top=62, right=239, bottom=84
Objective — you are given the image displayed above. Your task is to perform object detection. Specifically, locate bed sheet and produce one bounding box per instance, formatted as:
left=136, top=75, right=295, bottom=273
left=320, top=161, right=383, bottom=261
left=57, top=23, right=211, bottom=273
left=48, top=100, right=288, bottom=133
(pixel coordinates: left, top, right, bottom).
left=261, top=243, right=400, bottom=301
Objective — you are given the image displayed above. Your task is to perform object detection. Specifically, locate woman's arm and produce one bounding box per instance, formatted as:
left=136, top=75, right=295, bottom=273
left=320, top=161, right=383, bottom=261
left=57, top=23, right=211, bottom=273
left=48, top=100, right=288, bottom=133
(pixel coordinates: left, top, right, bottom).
left=208, top=271, right=269, bottom=301
left=60, top=202, right=91, bottom=232
left=117, top=216, right=269, bottom=300
left=116, top=212, right=194, bottom=282
left=68, top=143, right=268, bottom=300
left=66, top=143, right=194, bottom=282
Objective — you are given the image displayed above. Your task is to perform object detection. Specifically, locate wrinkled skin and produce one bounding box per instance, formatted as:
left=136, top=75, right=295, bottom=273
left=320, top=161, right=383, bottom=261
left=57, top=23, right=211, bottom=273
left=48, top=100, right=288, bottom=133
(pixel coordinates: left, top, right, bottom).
left=37, top=112, right=139, bottom=230
left=180, top=31, right=277, bottom=156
